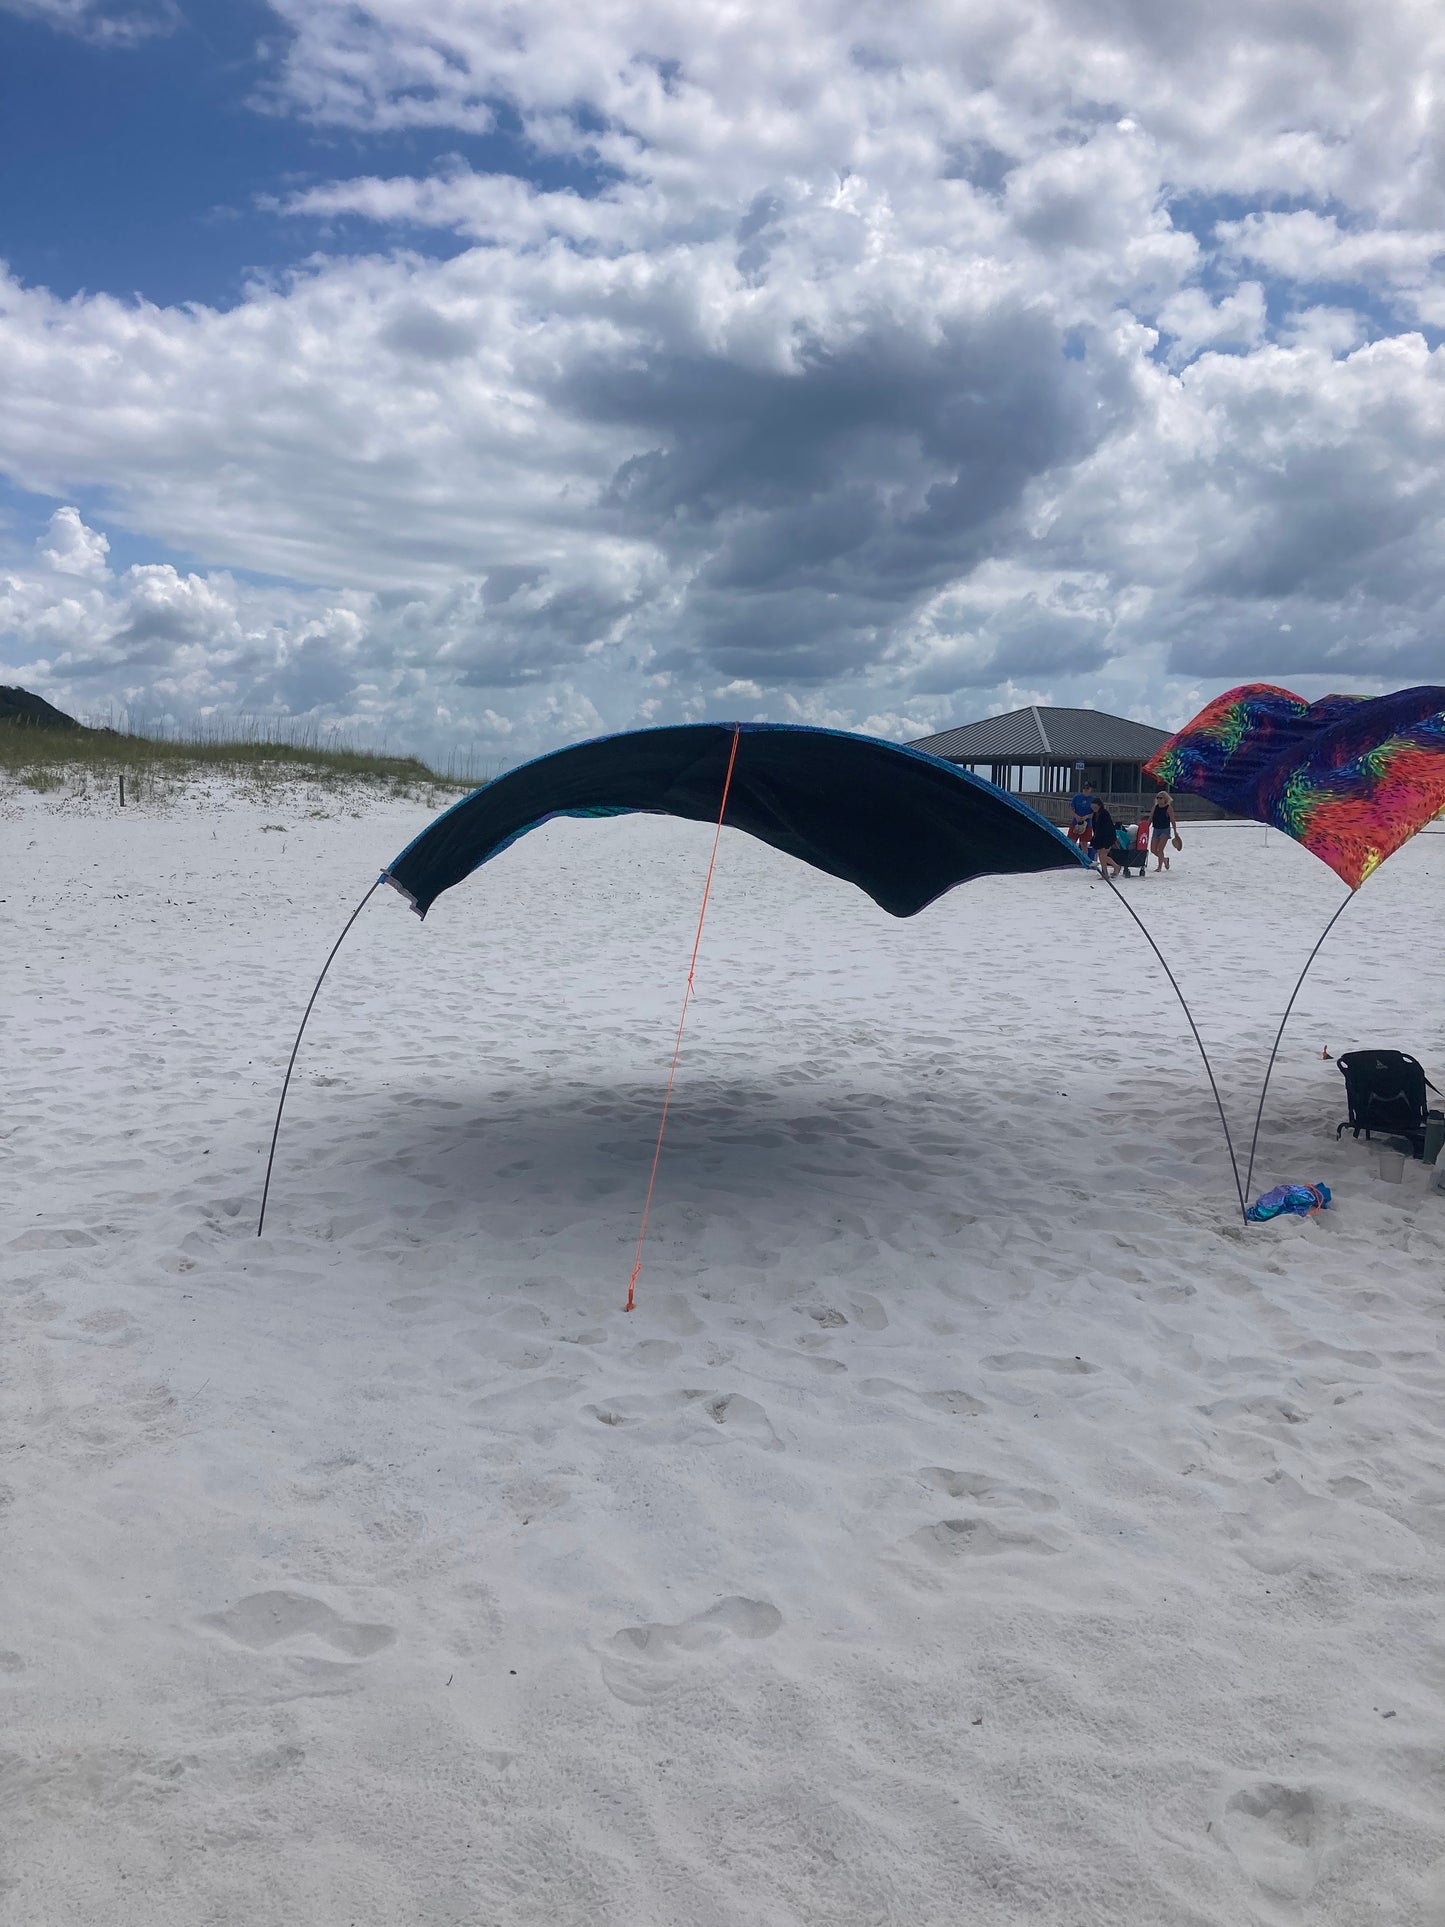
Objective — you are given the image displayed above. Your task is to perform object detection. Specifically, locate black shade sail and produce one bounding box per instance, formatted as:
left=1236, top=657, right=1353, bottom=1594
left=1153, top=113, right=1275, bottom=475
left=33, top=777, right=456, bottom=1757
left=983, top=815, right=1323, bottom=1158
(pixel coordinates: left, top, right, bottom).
left=384, top=722, right=1085, bottom=920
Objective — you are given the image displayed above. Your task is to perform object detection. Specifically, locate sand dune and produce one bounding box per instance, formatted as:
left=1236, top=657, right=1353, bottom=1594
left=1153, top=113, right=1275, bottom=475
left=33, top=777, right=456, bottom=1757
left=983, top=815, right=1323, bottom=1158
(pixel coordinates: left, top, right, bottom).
left=3, top=782, right=1444, bottom=1924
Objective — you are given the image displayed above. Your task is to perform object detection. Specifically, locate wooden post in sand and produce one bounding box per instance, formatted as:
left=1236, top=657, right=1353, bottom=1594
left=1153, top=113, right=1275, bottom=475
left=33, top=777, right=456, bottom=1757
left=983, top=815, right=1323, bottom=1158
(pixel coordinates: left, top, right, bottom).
left=119, top=773, right=125, bottom=808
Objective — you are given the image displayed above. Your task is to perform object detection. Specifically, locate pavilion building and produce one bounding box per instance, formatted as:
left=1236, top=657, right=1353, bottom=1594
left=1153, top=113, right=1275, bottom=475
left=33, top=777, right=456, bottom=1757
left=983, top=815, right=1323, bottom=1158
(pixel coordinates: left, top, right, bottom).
left=908, top=705, right=1206, bottom=824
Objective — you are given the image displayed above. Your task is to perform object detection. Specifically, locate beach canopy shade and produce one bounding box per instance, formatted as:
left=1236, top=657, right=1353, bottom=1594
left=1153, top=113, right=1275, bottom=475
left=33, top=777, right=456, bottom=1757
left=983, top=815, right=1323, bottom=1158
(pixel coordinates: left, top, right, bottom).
left=1146, top=683, right=1445, bottom=890
left=383, top=722, right=1084, bottom=920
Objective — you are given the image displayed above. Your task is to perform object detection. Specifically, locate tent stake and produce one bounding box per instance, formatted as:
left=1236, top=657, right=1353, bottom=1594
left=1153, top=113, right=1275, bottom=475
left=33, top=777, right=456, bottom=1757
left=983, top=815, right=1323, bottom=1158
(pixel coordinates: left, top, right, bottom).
left=257, top=876, right=383, bottom=1237
left=1102, top=873, right=1248, bottom=1223
left=1242, top=890, right=1355, bottom=1200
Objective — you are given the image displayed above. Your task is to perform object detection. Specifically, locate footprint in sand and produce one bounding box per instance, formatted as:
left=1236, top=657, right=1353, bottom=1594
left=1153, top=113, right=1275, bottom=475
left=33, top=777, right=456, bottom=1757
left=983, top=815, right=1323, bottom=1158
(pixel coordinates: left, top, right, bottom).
left=41, top=1305, right=144, bottom=1348
left=701, top=1393, right=780, bottom=1445
left=199, top=1590, right=395, bottom=1659
left=652, top=1295, right=703, bottom=1337
left=466, top=1332, right=555, bottom=1370
left=858, top=1378, right=988, bottom=1417
left=849, top=1294, right=889, bottom=1331
left=586, top=1392, right=679, bottom=1427
left=1219, top=1782, right=1327, bottom=1901
left=758, top=1340, right=846, bottom=1379
left=76, top=1307, right=135, bottom=1335
left=1199, top=1393, right=1311, bottom=1435
left=16, top=1295, right=65, bottom=1322
left=626, top=1339, right=682, bottom=1370
left=982, top=1352, right=1099, bottom=1375
left=601, top=1597, right=782, bottom=1703
left=470, top=1376, right=580, bottom=1423
left=584, top=1389, right=781, bottom=1448
left=9, top=1227, right=98, bottom=1250
left=503, top=1478, right=573, bottom=1523
left=909, top=1517, right=1064, bottom=1560
left=920, top=1389, right=990, bottom=1417
left=495, top=1305, right=550, bottom=1334
left=921, top=1467, right=1060, bottom=1512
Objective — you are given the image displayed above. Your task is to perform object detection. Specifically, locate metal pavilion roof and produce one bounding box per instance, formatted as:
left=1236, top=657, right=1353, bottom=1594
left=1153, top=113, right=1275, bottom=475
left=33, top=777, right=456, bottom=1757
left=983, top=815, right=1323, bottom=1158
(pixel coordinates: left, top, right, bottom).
left=909, top=705, right=1171, bottom=765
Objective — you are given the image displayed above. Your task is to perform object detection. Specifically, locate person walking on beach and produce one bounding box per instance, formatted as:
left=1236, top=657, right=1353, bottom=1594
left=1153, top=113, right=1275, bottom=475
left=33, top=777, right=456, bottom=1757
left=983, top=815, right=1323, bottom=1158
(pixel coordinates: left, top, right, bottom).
left=1069, top=779, right=1095, bottom=853
left=1090, top=795, right=1122, bottom=878
left=1149, top=788, right=1179, bottom=873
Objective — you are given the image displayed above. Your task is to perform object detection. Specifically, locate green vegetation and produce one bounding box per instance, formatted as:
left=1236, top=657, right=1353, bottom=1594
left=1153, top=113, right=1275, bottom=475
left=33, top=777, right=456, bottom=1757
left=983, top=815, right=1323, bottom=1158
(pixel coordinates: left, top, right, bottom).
left=0, top=712, right=493, bottom=803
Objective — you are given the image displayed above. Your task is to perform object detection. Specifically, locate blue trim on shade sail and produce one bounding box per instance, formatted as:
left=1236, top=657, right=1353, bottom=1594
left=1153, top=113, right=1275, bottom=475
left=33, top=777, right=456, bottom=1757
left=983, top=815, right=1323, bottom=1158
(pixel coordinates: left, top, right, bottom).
left=384, top=721, right=1086, bottom=921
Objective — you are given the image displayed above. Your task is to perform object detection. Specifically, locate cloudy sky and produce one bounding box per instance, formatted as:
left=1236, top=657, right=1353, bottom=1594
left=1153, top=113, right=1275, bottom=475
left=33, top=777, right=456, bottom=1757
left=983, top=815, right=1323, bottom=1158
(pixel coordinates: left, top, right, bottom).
left=1, top=0, right=1442, bottom=763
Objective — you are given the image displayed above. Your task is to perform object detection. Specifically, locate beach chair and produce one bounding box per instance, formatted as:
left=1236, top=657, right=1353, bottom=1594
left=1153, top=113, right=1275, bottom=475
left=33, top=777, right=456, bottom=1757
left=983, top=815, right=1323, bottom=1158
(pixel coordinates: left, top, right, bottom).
left=1335, top=1050, right=1438, bottom=1156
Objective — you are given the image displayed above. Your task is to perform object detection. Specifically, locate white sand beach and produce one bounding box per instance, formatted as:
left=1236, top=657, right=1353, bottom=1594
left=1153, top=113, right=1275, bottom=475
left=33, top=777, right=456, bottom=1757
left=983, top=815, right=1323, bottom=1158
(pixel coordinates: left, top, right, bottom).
left=3, top=781, right=1444, bottom=1926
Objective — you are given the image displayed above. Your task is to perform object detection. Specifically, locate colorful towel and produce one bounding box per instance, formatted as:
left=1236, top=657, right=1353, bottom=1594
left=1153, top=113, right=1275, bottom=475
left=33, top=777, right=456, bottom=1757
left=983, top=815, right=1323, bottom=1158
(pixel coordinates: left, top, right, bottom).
left=1246, top=1181, right=1332, bottom=1222
left=1145, top=683, right=1445, bottom=889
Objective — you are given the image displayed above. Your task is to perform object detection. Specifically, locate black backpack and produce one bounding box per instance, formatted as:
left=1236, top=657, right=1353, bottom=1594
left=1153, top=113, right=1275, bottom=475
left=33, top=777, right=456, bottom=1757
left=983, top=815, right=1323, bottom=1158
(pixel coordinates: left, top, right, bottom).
left=1336, top=1050, right=1438, bottom=1155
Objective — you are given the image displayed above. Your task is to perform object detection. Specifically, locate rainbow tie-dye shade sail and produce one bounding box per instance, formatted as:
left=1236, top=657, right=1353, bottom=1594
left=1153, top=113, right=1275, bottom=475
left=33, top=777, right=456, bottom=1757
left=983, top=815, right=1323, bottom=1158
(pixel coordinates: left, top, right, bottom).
left=1145, top=683, right=1445, bottom=890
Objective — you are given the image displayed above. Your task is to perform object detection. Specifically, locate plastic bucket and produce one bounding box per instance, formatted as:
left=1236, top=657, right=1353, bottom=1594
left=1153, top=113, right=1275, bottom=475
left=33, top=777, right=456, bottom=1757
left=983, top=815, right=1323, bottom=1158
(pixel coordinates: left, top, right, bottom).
left=1377, top=1147, right=1406, bottom=1183
left=1424, top=1111, right=1445, bottom=1166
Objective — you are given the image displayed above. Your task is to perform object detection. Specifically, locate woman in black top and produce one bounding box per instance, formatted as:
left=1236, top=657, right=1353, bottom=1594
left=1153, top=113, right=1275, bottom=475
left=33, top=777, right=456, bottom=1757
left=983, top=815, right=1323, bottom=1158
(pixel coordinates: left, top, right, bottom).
left=1090, top=797, right=1122, bottom=877
left=1149, top=790, right=1178, bottom=872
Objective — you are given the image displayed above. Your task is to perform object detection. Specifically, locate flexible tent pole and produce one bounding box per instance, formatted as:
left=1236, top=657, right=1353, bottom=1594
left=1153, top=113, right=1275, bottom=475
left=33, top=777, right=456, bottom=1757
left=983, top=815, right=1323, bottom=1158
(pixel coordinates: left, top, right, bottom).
left=257, top=877, right=383, bottom=1237
left=1102, top=873, right=1248, bottom=1224
left=1241, top=890, right=1355, bottom=1200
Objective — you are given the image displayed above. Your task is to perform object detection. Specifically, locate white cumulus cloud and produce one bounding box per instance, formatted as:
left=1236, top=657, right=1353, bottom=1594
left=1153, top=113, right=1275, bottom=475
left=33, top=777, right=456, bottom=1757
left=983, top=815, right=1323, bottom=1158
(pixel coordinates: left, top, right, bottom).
left=2, top=0, right=1444, bottom=759
left=0, top=0, right=177, bottom=45
left=36, top=506, right=111, bottom=579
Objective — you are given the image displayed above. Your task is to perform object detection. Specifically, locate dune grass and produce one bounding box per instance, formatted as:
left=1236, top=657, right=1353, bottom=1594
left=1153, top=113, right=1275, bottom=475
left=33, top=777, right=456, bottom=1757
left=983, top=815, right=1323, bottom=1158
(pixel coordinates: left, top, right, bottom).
left=0, top=714, right=496, bottom=803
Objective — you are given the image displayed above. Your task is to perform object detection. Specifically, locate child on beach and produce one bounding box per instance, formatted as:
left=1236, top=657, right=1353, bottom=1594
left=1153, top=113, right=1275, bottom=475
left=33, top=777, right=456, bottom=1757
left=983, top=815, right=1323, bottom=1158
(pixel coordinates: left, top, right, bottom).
left=1069, top=780, right=1095, bottom=851
left=1150, top=789, right=1179, bottom=872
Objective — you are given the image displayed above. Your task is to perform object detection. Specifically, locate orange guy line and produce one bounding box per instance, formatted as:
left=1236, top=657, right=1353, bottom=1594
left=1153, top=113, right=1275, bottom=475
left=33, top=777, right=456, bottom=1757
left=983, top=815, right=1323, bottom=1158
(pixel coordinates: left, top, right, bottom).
left=625, top=724, right=742, bottom=1311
